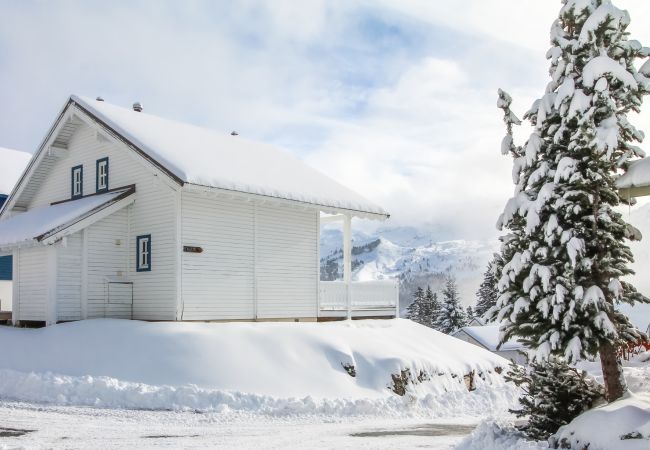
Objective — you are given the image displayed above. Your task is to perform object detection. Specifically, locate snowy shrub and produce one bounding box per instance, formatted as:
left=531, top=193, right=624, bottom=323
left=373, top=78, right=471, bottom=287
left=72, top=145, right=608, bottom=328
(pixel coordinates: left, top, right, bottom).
left=505, top=358, right=604, bottom=440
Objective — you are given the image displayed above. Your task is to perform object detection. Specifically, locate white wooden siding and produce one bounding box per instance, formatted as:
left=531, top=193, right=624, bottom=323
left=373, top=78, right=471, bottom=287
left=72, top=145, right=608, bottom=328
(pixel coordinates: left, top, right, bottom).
left=86, top=208, right=130, bottom=319
left=255, top=204, right=318, bottom=318
left=181, top=193, right=255, bottom=320
left=26, top=123, right=178, bottom=321
left=181, top=191, right=318, bottom=320
left=17, top=246, right=48, bottom=321
left=57, top=233, right=82, bottom=321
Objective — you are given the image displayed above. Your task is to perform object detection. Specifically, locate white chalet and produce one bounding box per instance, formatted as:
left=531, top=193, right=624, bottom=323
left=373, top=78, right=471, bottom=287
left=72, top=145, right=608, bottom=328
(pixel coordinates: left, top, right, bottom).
left=0, top=96, right=397, bottom=326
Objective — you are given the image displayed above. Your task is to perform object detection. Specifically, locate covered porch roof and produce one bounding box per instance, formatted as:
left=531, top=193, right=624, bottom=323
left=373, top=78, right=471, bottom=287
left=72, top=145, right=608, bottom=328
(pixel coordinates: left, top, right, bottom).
left=0, top=187, right=135, bottom=254
left=617, top=158, right=650, bottom=200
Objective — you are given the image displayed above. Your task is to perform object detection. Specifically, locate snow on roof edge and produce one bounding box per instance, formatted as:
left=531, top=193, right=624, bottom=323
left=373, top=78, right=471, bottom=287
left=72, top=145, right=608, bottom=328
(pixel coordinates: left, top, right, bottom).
left=70, top=95, right=390, bottom=219
left=616, top=157, right=650, bottom=190
left=0, top=188, right=134, bottom=250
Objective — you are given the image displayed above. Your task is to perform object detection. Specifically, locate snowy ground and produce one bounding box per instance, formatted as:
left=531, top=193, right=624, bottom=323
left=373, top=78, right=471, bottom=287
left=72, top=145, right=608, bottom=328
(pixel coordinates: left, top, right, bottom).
left=0, top=403, right=483, bottom=449
left=0, top=319, right=517, bottom=449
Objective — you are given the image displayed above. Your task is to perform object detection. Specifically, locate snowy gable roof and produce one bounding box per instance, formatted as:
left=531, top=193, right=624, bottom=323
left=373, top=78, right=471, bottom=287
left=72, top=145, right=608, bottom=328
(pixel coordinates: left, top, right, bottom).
left=71, top=96, right=388, bottom=218
left=457, top=325, right=524, bottom=352
left=0, top=188, right=134, bottom=251
left=616, top=157, right=650, bottom=190
left=0, top=147, right=32, bottom=195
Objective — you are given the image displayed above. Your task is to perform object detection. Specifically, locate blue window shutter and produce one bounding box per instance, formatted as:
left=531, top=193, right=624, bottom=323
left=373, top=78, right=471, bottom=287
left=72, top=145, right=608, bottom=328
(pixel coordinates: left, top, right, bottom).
left=0, top=256, right=11, bottom=281
left=71, top=165, right=83, bottom=199
left=96, top=157, right=109, bottom=193
left=136, top=234, right=151, bottom=272
left=0, top=196, right=11, bottom=280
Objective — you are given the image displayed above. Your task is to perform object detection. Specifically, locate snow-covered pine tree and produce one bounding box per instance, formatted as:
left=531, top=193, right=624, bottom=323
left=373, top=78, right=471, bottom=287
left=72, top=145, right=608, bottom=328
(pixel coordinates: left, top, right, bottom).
left=437, top=277, right=467, bottom=334
left=406, top=287, right=426, bottom=325
left=466, top=305, right=475, bottom=321
left=475, top=254, right=502, bottom=318
left=491, top=0, right=650, bottom=402
left=505, top=357, right=604, bottom=440
left=424, top=285, right=441, bottom=328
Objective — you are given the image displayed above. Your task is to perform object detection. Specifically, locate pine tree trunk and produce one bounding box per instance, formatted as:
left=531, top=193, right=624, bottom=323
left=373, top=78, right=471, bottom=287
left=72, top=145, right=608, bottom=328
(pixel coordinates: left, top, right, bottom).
left=599, top=342, right=627, bottom=402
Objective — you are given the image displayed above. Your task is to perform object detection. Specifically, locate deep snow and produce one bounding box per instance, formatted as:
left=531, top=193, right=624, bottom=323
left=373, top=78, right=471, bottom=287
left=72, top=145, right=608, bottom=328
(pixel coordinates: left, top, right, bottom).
left=0, top=318, right=515, bottom=416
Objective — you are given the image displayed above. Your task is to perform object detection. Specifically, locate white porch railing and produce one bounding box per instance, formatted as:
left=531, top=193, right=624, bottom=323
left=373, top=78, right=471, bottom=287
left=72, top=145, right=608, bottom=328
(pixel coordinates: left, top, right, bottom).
left=319, top=280, right=399, bottom=317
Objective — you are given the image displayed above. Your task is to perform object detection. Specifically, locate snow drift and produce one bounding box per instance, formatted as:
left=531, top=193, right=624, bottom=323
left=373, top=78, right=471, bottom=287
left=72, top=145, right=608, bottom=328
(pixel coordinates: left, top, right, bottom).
left=0, top=319, right=514, bottom=415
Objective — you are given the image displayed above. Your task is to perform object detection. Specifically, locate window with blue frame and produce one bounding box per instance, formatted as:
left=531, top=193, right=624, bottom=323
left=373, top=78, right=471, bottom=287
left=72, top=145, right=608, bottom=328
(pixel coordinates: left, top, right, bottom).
left=71, top=165, right=83, bottom=198
left=0, top=195, right=10, bottom=281
left=136, top=234, right=151, bottom=272
left=96, top=157, right=109, bottom=192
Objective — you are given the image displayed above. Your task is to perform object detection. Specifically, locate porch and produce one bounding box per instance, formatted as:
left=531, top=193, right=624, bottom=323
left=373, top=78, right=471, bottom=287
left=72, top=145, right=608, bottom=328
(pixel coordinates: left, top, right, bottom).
left=318, top=212, right=399, bottom=319
left=318, top=280, right=399, bottom=319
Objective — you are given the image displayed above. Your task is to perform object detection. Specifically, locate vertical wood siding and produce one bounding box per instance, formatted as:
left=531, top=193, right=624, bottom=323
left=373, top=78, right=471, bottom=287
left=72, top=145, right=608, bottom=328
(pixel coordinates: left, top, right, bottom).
left=25, top=123, right=178, bottom=321
left=255, top=204, right=318, bottom=318
left=181, top=193, right=255, bottom=320
left=86, top=208, right=130, bottom=319
left=57, top=233, right=82, bottom=321
left=181, top=191, right=318, bottom=320
left=18, top=246, right=48, bottom=321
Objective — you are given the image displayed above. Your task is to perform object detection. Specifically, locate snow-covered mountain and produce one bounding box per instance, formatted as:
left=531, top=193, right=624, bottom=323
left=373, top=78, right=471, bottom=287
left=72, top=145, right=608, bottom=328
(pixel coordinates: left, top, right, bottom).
left=320, top=225, right=499, bottom=311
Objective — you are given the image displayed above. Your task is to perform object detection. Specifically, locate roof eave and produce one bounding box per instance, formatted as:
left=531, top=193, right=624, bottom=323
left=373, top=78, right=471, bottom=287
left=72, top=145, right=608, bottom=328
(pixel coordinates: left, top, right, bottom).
left=182, top=182, right=390, bottom=221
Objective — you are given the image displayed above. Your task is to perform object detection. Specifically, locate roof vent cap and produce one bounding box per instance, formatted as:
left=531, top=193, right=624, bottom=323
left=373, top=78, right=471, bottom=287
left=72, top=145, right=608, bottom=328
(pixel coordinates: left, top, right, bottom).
left=96, top=96, right=104, bottom=102
left=231, top=131, right=239, bottom=136
left=133, top=102, right=143, bottom=112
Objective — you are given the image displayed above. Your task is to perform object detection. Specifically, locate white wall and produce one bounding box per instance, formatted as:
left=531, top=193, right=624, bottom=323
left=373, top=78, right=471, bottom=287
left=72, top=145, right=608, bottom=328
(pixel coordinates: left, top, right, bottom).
left=57, top=233, right=82, bottom=321
left=86, top=208, right=130, bottom=319
left=255, top=203, right=318, bottom=319
left=17, top=246, right=48, bottom=321
left=181, top=191, right=318, bottom=320
left=0, top=281, right=11, bottom=312
left=25, top=121, right=179, bottom=321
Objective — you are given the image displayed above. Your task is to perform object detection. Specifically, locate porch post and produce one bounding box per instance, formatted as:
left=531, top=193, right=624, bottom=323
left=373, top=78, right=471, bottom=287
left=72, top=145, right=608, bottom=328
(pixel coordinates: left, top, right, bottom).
left=343, top=214, right=352, bottom=320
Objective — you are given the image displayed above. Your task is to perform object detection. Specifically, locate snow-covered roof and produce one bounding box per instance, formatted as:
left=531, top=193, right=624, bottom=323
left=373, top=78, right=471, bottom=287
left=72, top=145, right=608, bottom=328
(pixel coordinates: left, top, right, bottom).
left=71, top=96, right=388, bottom=218
left=455, top=325, right=524, bottom=352
left=0, top=147, right=31, bottom=195
left=616, top=157, right=650, bottom=190
left=0, top=188, right=134, bottom=250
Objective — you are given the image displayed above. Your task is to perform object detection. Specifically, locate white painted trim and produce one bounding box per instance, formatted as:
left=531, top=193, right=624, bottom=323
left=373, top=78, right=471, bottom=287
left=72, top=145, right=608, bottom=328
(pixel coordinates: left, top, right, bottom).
left=0, top=106, right=80, bottom=217
left=175, top=188, right=183, bottom=321
left=183, top=183, right=388, bottom=221
left=320, top=214, right=346, bottom=224
left=343, top=214, right=352, bottom=320
left=81, top=229, right=88, bottom=320
left=11, top=249, right=20, bottom=325
left=46, top=245, right=57, bottom=325
left=253, top=202, right=258, bottom=320
left=316, top=212, right=321, bottom=317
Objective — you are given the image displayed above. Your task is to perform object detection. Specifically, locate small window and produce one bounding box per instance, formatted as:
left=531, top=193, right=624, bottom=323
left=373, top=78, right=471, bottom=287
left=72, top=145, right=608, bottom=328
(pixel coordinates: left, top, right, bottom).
left=96, top=157, right=109, bottom=192
left=71, top=165, right=83, bottom=198
left=136, top=234, right=151, bottom=272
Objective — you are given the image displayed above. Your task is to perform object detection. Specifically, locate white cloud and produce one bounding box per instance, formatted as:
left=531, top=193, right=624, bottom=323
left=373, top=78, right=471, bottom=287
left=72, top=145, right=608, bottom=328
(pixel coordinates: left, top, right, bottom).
left=0, top=0, right=649, bottom=243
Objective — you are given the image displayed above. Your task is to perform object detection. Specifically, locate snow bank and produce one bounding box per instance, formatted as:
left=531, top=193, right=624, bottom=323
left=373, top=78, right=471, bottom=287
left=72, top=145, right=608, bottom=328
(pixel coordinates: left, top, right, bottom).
left=0, top=319, right=514, bottom=415
left=551, top=393, right=650, bottom=450
left=455, top=420, right=548, bottom=450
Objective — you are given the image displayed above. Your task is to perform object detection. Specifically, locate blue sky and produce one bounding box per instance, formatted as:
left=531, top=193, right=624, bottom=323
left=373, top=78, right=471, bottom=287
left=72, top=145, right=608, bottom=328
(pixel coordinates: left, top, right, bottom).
left=0, top=0, right=649, bottom=240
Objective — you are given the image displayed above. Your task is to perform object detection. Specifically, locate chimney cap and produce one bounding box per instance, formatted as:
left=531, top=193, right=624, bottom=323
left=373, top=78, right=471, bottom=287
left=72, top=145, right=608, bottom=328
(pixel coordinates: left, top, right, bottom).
left=133, top=102, right=143, bottom=112
left=231, top=131, right=239, bottom=136
left=96, top=96, right=104, bottom=102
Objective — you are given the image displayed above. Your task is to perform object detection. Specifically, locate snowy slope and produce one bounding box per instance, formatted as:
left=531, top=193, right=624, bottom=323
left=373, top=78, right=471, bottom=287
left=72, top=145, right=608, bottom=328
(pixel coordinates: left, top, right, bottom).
left=0, top=319, right=516, bottom=415
left=320, top=226, right=498, bottom=309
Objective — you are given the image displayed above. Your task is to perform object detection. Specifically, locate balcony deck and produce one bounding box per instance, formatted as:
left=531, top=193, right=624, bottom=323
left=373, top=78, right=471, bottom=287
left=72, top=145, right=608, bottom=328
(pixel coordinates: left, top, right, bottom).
left=318, top=280, right=399, bottom=319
